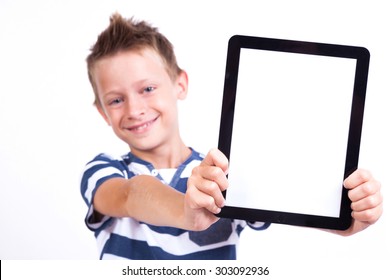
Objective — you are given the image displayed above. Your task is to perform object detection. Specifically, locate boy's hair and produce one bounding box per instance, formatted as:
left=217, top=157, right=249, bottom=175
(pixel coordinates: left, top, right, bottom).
left=86, top=13, right=182, bottom=106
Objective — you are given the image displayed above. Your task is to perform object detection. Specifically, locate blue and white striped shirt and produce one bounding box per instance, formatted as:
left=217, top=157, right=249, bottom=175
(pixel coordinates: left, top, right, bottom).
left=80, top=148, right=269, bottom=259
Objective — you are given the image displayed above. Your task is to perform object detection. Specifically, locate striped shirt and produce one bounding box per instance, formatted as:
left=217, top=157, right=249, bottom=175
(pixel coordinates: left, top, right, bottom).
left=80, top=148, right=269, bottom=259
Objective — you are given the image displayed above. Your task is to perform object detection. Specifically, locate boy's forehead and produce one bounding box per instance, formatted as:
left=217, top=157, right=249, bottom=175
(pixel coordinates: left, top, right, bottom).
left=92, top=48, right=171, bottom=91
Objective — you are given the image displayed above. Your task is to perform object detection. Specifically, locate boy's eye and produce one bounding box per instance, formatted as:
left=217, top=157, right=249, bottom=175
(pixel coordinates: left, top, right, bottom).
left=143, top=86, right=155, bottom=93
left=109, top=98, right=123, bottom=106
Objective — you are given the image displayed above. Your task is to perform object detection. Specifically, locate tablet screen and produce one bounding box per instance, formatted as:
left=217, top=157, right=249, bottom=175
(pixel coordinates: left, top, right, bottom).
left=217, top=35, right=370, bottom=229
left=226, top=49, right=356, bottom=217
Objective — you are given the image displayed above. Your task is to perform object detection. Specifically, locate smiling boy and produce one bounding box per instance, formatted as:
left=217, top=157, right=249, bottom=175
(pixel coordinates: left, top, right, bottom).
left=81, top=13, right=383, bottom=260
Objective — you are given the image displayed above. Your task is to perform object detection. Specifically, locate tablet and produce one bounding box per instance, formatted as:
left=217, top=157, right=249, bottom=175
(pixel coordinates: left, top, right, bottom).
left=217, top=35, right=370, bottom=230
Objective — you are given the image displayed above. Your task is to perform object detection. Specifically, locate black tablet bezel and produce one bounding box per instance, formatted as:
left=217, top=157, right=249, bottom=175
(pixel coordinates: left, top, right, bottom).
left=217, top=35, right=370, bottom=230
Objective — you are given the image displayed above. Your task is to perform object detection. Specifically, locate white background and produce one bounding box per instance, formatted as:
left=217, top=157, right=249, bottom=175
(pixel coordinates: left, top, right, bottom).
left=0, top=0, right=389, bottom=274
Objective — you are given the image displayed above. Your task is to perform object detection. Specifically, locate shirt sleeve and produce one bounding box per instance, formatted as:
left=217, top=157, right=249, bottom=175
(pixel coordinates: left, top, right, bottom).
left=80, top=153, right=127, bottom=232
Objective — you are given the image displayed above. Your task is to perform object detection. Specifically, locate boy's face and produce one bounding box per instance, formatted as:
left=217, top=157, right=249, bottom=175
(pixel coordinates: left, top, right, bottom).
left=92, top=49, right=188, bottom=154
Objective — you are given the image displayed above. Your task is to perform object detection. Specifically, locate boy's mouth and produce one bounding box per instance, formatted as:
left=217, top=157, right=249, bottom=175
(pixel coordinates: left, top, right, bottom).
left=126, top=117, right=158, bottom=132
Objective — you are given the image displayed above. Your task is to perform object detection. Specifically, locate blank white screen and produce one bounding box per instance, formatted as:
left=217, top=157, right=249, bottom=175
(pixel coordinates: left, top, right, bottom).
left=226, top=48, right=356, bottom=217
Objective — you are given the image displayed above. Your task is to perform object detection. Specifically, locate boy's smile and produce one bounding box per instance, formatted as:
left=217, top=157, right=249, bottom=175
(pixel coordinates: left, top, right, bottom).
left=91, top=48, right=189, bottom=166
left=124, top=116, right=159, bottom=134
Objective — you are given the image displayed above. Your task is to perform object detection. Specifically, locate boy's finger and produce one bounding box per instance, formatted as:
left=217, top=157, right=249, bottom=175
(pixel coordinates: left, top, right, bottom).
left=196, top=165, right=229, bottom=192
left=186, top=184, right=222, bottom=214
left=350, top=191, right=383, bottom=212
left=343, top=169, right=373, bottom=190
left=351, top=204, right=383, bottom=224
left=200, top=148, right=229, bottom=174
left=187, top=172, right=226, bottom=207
left=348, top=180, right=382, bottom=203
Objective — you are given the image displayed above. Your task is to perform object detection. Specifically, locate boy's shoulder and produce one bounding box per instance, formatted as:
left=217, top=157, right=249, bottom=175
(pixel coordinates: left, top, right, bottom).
left=83, top=152, right=129, bottom=175
left=93, top=152, right=125, bottom=161
left=85, top=152, right=128, bottom=166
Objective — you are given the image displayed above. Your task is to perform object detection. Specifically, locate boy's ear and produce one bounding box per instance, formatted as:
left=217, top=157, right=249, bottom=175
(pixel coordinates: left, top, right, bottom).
left=96, top=104, right=111, bottom=126
left=176, top=70, right=189, bottom=100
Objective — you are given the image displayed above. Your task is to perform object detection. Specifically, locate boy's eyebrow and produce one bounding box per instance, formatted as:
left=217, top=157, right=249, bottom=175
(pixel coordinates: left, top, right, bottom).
left=102, top=90, right=122, bottom=96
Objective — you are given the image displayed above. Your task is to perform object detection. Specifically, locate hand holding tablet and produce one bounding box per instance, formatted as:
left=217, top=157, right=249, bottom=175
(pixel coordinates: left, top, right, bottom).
left=217, top=35, right=370, bottom=230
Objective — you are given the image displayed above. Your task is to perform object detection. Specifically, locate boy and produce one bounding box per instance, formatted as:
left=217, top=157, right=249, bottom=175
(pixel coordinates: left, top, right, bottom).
left=81, top=13, right=383, bottom=259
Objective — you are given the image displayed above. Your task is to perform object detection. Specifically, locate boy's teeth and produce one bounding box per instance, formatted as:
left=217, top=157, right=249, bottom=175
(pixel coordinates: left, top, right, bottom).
left=136, top=124, right=147, bottom=130
left=133, top=122, right=149, bottom=131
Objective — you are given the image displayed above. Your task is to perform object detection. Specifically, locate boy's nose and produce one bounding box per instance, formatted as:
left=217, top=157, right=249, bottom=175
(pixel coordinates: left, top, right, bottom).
left=125, top=95, right=146, bottom=118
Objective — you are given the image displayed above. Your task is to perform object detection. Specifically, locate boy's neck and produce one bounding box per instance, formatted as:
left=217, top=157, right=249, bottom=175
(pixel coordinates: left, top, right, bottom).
left=132, top=142, right=192, bottom=169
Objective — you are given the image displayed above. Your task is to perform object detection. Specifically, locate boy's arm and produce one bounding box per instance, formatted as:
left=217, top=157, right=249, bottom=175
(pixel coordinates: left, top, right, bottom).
left=93, top=148, right=228, bottom=231
left=93, top=175, right=188, bottom=228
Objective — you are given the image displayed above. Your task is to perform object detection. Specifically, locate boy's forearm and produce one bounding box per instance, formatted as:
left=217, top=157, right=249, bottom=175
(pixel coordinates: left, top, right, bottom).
left=93, top=175, right=187, bottom=229
left=124, top=175, right=187, bottom=228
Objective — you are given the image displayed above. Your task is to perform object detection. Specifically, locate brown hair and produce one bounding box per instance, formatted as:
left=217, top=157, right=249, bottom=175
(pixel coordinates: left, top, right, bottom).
left=86, top=13, right=182, bottom=106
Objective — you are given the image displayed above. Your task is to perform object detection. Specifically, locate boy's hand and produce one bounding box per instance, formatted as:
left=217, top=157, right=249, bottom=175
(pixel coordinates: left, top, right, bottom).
left=184, top=148, right=229, bottom=231
left=332, top=169, right=383, bottom=236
